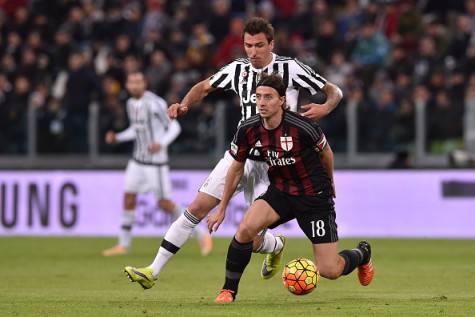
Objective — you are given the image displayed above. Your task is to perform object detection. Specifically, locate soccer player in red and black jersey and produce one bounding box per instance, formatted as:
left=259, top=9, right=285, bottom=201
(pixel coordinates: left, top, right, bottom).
left=208, top=74, right=374, bottom=303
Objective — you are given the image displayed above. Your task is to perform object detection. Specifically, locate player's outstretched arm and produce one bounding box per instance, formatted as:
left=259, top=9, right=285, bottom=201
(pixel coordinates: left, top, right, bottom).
left=112, top=126, right=136, bottom=143
left=319, top=142, right=336, bottom=198
left=168, top=78, right=215, bottom=119
left=207, top=159, right=245, bottom=233
left=301, top=81, right=343, bottom=121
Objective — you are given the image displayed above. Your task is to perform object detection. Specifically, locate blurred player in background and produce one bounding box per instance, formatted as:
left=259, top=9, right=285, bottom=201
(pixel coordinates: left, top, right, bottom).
left=207, top=74, right=373, bottom=303
left=102, top=71, right=212, bottom=257
left=123, top=17, right=342, bottom=289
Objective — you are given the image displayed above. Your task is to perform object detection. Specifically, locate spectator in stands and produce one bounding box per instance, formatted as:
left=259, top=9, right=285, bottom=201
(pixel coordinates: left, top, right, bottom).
left=3, top=75, right=30, bottom=153
left=146, top=49, right=172, bottom=96
left=62, top=51, right=101, bottom=153
left=427, top=90, right=463, bottom=153
left=207, top=0, right=232, bottom=43
left=351, top=18, right=390, bottom=86
left=212, top=17, right=244, bottom=68
left=0, top=0, right=471, bottom=159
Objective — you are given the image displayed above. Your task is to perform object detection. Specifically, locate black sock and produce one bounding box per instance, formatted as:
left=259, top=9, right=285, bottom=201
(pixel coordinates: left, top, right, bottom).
left=222, top=236, right=253, bottom=295
left=339, top=249, right=364, bottom=275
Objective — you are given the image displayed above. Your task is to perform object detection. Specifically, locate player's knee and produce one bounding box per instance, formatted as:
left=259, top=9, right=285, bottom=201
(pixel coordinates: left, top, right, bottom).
left=187, top=200, right=209, bottom=220
left=236, top=224, right=258, bottom=243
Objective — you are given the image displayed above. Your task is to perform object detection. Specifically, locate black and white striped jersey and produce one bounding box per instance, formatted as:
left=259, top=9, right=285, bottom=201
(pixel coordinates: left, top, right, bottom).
left=209, top=53, right=327, bottom=125
left=116, top=91, right=181, bottom=165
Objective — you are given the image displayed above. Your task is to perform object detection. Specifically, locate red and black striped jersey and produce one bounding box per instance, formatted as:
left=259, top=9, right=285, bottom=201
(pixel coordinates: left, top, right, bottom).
left=229, top=110, right=331, bottom=196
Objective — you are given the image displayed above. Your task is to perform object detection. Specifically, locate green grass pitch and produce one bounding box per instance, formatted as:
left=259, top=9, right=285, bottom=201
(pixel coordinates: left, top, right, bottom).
left=1, top=237, right=474, bottom=317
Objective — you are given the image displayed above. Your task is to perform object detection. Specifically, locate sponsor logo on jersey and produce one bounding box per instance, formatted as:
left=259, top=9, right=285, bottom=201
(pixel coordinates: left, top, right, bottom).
left=242, top=91, right=256, bottom=104
left=266, top=150, right=296, bottom=167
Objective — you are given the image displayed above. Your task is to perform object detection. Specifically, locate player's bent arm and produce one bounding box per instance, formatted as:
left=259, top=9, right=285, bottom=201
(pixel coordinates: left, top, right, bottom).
left=115, top=126, right=136, bottom=143
left=221, top=159, right=245, bottom=211
left=207, top=159, right=245, bottom=233
left=319, top=142, right=336, bottom=197
left=181, top=78, right=215, bottom=109
left=302, top=81, right=343, bottom=120
left=169, top=78, right=216, bottom=118
left=321, top=81, right=343, bottom=115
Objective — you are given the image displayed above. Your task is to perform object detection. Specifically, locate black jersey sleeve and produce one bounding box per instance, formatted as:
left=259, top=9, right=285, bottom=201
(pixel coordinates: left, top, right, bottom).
left=229, top=125, right=250, bottom=162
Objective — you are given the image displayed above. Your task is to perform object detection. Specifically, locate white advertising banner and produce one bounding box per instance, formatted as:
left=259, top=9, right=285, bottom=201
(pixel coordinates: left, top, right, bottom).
left=1, top=170, right=475, bottom=238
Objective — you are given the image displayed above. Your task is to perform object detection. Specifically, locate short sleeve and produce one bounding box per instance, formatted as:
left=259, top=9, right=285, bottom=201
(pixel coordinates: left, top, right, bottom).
left=209, top=61, right=238, bottom=93
left=290, top=59, right=327, bottom=95
left=229, top=125, right=249, bottom=162
left=306, top=121, right=327, bottom=152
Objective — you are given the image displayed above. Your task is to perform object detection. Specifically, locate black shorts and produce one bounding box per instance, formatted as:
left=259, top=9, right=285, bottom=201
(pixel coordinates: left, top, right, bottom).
left=257, top=186, right=338, bottom=244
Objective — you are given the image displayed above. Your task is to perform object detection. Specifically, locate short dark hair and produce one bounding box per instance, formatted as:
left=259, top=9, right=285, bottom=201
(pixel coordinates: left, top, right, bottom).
left=243, top=17, right=274, bottom=43
left=257, top=73, right=286, bottom=96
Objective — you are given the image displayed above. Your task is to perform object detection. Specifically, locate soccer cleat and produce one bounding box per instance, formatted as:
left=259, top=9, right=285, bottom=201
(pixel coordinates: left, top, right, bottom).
left=102, top=245, right=128, bottom=256
left=261, top=235, right=286, bottom=279
left=199, top=231, right=213, bottom=256
left=214, top=289, right=235, bottom=303
left=357, top=241, right=374, bottom=286
left=124, top=266, right=155, bottom=290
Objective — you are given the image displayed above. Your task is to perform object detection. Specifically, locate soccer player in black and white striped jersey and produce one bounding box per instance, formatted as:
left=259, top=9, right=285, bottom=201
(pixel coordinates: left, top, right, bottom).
left=123, top=18, right=343, bottom=290
left=102, top=71, right=212, bottom=257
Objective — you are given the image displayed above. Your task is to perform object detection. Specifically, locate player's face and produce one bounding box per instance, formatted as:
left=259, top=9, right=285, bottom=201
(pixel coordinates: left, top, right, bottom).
left=126, top=73, right=146, bottom=97
left=243, top=32, right=274, bottom=69
left=256, top=86, right=284, bottom=119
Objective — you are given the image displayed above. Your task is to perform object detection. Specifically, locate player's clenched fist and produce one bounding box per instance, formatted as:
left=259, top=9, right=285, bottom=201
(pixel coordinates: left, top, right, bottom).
left=168, top=103, right=189, bottom=119
left=105, top=131, right=116, bottom=144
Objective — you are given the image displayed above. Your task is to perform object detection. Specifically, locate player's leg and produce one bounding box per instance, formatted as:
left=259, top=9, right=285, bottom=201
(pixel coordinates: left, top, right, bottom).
left=144, top=155, right=233, bottom=281
left=157, top=164, right=213, bottom=256
left=313, top=240, right=372, bottom=284
left=312, top=242, right=346, bottom=279
left=159, top=197, right=213, bottom=256
left=242, top=161, right=286, bottom=278
left=103, top=160, right=140, bottom=256
left=296, top=205, right=373, bottom=284
left=103, top=192, right=136, bottom=256
left=215, top=199, right=281, bottom=303
left=146, top=192, right=217, bottom=280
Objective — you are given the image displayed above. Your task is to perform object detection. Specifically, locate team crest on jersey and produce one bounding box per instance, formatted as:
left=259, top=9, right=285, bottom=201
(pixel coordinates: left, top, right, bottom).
left=280, top=136, right=293, bottom=151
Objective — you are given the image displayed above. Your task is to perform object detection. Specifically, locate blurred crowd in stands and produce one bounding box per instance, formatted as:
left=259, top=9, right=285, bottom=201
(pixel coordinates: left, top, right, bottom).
left=0, top=0, right=474, bottom=156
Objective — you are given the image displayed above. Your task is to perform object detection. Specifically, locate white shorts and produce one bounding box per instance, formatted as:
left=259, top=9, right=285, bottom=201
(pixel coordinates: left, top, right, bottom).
left=124, top=160, right=171, bottom=199
left=199, top=151, right=270, bottom=206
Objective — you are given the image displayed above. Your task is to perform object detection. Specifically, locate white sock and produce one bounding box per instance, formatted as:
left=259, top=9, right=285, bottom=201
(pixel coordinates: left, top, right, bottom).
left=150, top=209, right=200, bottom=279
left=256, top=231, right=283, bottom=254
left=170, top=205, right=205, bottom=240
left=119, top=210, right=135, bottom=249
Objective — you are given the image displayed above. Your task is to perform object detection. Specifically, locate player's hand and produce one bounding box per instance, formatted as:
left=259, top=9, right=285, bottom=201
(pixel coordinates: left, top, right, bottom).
left=148, top=143, right=162, bottom=153
left=168, top=103, right=189, bottom=119
left=105, top=131, right=116, bottom=144
left=300, top=103, right=330, bottom=121
left=207, top=208, right=225, bottom=233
